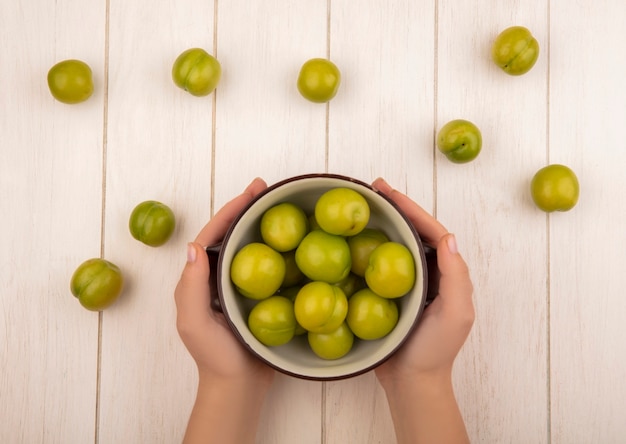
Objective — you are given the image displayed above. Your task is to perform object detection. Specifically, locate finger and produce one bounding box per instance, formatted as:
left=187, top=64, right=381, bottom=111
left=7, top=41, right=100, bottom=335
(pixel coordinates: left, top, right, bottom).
left=436, top=234, right=474, bottom=319
left=174, top=242, right=214, bottom=334
left=372, top=177, right=448, bottom=245
left=195, top=177, right=268, bottom=246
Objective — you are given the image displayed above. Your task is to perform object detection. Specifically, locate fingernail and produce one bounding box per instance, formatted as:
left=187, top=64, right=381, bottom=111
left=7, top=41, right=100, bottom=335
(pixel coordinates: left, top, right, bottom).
left=447, top=234, right=458, bottom=255
left=372, top=177, right=392, bottom=194
left=244, top=177, right=262, bottom=196
left=187, top=243, right=197, bottom=263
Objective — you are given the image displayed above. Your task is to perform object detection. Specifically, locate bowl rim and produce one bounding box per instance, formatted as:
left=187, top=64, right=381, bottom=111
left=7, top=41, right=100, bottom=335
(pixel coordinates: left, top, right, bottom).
left=214, top=173, right=429, bottom=380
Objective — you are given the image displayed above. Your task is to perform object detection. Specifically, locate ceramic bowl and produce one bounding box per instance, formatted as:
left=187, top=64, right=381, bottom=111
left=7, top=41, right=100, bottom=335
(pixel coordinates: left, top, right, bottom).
left=207, top=173, right=436, bottom=380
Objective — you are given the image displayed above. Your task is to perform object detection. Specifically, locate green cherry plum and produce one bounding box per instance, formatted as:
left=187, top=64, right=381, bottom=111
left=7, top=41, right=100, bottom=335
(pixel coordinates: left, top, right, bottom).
left=308, top=323, right=354, bottom=360
left=230, top=243, right=286, bottom=300
left=281, top=250, right=306, bottom=288
left=294, top=281, right=348, bottom=334
left=261, top=202, right=308, bottom=252
left=437, top=119, right=482, bottom=164
left=295, top=230, right=351, bottom=284
left=297, top=58, right=341, bottom=103
left=333, top=273, right=366, bottom=298
left=308, top=214, right=322, bottom=231
left=247, top=296, right=297, bottom=347
left=128, top=200, right=176, bottom=247
left=365, top=242, right=416, bottom=299
left=530, top=164, right=579, bottom=212
left=70, top=258, right=124, bottom=311
left=314, top=188, right=370, bottom=236
left=172, top=48, right=221, bottom=96
left=347, top=288, right=399, bottom=340
left=347, top=228, right=389, bottom=276
left=492, top=26, right=540, bottom=75
left=47, top=59, right=94, bottom=104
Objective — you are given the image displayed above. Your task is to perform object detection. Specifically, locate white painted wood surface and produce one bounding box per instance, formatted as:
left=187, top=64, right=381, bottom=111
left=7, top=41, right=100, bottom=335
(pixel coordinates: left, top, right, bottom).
left=2, top=1, right=625, bottom=443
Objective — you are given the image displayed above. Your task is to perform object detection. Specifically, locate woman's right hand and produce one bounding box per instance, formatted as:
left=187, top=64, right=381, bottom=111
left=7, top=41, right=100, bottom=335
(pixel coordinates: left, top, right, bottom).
left=371, top=177, right=474, bottom=389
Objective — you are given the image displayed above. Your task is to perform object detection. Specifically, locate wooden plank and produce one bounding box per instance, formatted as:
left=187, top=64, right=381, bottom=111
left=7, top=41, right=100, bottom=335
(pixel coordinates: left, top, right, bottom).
left=213, top=0, right=328, bottom=200
left=98, top=1, right=215, bottom=442
left=214, top=1, right=328, bottom=443
left=436, top=2, right=550, bottom=442
left=325, top=1, right=435, bottom=442
left=0, top=0, right=106, bottom=442
left=5, top=2, right=626, bottom=443
left=549, top=1, right=626, bottom=442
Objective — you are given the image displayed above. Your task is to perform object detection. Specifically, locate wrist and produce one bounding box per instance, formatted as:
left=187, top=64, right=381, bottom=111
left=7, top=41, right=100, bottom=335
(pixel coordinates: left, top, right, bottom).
left=197, top=370, right=272, bottom=401
left=381, top=370, right=469, bottom=444
left=183, top=372, right=271, bottom=444
left=380, top=368, right=454, bottom=401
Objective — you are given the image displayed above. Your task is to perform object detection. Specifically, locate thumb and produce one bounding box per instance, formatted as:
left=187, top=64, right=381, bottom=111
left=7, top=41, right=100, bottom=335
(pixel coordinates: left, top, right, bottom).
left=435, top=234, right=474, bottom=311
left=175, top=242, right=213, bottom=329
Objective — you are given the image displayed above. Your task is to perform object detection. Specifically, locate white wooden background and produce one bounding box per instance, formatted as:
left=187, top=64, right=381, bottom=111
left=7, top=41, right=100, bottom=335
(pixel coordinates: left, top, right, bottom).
left=2, top=1, right=625, bottom=443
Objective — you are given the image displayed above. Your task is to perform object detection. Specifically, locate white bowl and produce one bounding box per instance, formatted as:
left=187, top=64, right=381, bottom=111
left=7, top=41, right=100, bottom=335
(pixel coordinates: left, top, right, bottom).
left=208, top=174, right=435, bottom=380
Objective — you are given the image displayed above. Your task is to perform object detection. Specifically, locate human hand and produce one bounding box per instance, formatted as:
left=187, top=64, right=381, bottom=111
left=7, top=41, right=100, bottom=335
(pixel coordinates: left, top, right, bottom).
left=371, top=178, right=474, bottom=389
left=174, top=177, right=274, bottom=388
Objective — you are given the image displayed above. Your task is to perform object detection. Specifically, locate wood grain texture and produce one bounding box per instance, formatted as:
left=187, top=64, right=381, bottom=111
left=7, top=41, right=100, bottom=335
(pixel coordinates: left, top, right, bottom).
left=98, top=1, right=214, bottom=442
left=214, top=0, right=328, bottom=199
left=436, top=2, right=550, bottom=442
left=0, top=0, right=106, bottom=442
left=214, top=2, right=327, bottom=443
left=549, top=1, right=626, bottom=442
left=2, top=1, right=626, bottom=443
left=325, top=1, right=435, bottom=442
